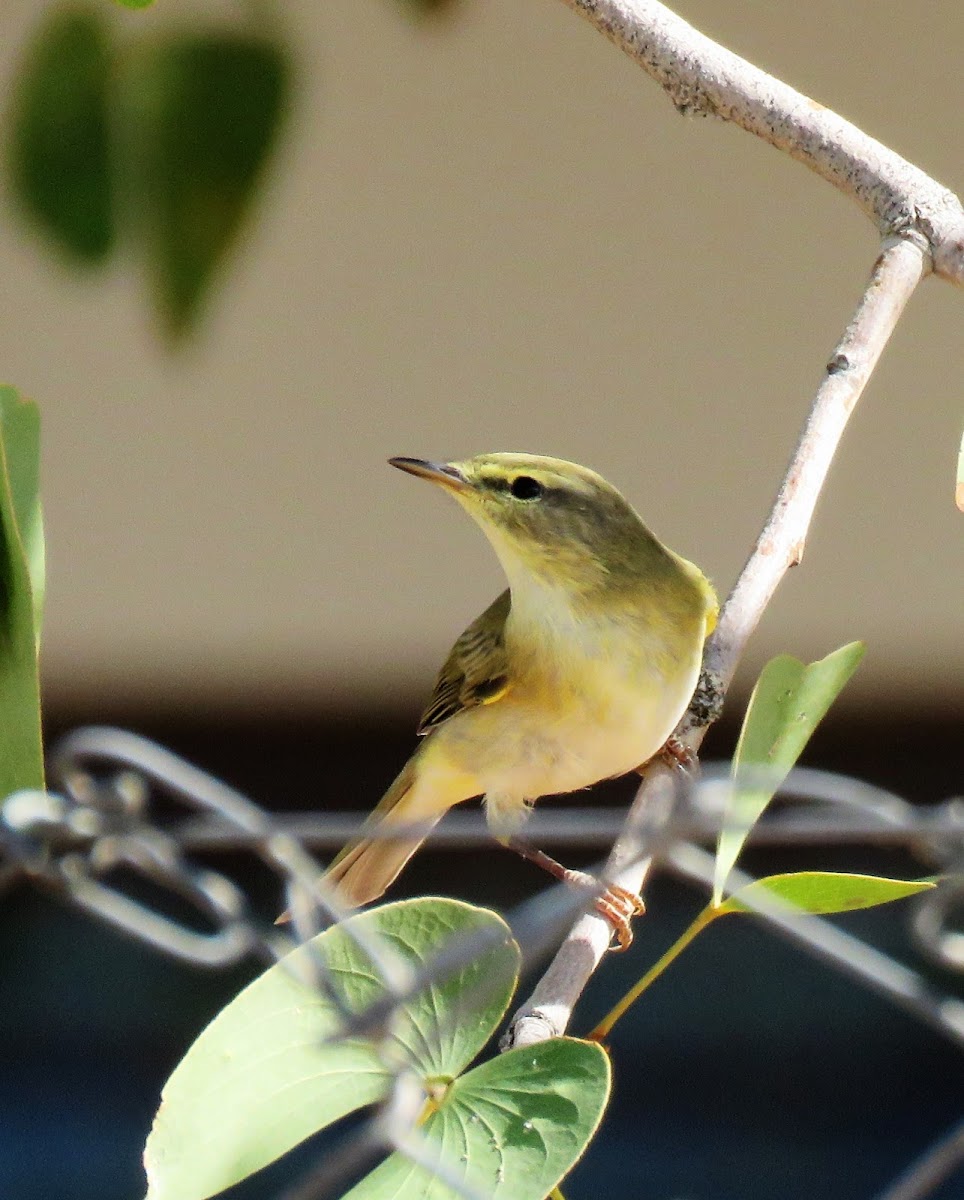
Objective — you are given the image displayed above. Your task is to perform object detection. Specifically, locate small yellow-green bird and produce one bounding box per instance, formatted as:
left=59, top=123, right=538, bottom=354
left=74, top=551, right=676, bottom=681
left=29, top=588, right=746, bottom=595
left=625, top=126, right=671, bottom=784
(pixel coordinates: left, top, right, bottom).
left=325, top=453, right=717, bottom=943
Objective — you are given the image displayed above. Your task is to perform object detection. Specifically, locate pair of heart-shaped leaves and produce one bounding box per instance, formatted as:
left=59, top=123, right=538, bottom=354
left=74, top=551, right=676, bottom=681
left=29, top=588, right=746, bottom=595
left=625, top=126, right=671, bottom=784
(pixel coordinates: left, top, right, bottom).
left=7, top=5, right=289, bottom=340
left=144, top=898, right=610, bottom=1200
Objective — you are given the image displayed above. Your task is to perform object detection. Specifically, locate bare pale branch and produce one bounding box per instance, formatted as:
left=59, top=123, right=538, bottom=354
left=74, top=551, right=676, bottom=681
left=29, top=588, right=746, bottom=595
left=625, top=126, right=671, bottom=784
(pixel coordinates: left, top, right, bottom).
left=504, top=0, right=950, bottom=1046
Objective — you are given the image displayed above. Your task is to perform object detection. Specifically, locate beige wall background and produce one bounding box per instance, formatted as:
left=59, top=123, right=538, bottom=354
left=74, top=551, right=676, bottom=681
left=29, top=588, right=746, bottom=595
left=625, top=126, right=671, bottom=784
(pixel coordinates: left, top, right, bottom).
left=1, top=0, right=961, bottom=715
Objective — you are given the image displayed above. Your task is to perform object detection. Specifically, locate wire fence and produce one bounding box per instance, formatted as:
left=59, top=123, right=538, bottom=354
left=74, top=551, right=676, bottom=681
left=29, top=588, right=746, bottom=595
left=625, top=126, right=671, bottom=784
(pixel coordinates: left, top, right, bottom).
left=1, top=724, right=962, bottom=1200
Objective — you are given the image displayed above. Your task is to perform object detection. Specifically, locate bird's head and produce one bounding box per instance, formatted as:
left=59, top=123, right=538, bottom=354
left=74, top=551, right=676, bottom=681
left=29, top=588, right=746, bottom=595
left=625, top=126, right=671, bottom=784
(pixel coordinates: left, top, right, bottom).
left=389, top=452, right=676, bottom=596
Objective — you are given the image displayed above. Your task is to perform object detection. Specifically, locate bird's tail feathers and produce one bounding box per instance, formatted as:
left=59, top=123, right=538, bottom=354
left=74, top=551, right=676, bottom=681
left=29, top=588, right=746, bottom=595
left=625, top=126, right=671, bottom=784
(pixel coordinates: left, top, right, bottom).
left=322, top=754, right=445, bottom=908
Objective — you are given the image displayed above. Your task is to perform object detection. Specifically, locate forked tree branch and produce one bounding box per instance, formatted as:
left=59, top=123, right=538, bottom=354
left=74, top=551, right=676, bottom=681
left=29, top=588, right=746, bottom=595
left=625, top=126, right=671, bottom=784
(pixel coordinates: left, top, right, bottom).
left=504, top=0, right=958, bottom=1048
left=561, top=0, right=964, bottom=284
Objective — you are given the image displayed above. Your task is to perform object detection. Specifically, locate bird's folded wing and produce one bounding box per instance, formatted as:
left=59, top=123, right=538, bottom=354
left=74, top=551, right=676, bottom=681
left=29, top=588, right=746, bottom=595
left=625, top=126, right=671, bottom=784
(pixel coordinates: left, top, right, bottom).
left=417, top=589, right=512, bottom=734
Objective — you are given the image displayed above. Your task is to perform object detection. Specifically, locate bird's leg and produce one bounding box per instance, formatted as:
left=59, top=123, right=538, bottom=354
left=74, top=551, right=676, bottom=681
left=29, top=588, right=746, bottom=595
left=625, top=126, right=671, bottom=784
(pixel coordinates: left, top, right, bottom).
left=505, top=840, right=644, bottom=951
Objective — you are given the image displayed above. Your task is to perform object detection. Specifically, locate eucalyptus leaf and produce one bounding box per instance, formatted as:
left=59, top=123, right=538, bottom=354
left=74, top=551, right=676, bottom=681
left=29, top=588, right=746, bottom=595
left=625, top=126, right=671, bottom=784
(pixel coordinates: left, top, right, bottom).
left=144, top=899, right=520, bottom=1200
left=343, top=1038, right=611, bottom=1200
left=713, top=643, right=865, bottom=905
left=6, top=5, right=114, bottom=263
left=716, top=871, right=934, bottom=917
left=0, top=387, right=45, bottom=799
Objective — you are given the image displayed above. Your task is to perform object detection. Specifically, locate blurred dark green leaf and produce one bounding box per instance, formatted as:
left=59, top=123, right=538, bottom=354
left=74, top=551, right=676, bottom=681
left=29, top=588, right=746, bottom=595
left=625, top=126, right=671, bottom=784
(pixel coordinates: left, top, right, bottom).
left=398, top=0, right=460, bottom=13
left=114, top=0, right=155, bottom=8
left=6, top=5, right=114, bottom=264
left=0, top=387, right=45, bottom=798
left=130, top=32, right=290, bottom=341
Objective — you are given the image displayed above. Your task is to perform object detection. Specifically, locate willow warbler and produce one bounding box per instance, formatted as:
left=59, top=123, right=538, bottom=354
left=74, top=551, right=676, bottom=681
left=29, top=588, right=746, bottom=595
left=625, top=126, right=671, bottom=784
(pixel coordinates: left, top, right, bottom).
left=324, top=453, right=717, bottom=942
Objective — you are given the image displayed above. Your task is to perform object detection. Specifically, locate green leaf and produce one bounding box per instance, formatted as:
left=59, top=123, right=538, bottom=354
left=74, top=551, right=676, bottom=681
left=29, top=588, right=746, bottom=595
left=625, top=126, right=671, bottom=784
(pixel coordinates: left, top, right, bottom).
left=127, top=31, right=290, bottom=341
left=0, top=387, right=45, bottom=797
left=144, top=898, right=521, bottom=1200
left=716, top=871, right=935, bottom=917
left=344, top=1039, right=611, bottom=1200
left=0, top=389, right=45, bottom=638
left=713, top=643, right=865, bottom=906
left=115, top=0, right=155, bottom=8
left=5, top=5, right=114, bottom=263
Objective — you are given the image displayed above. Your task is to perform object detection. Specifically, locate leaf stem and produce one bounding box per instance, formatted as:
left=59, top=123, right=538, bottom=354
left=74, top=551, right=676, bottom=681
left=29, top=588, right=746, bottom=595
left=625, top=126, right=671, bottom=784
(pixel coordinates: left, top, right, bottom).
left=588, top=907, right=715, bottom=1040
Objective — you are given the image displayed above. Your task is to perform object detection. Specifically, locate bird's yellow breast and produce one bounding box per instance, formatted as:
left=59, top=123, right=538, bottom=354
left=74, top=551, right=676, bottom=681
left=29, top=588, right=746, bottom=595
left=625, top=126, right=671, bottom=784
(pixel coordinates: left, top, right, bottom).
left=423, top=582, right=708, bottom=808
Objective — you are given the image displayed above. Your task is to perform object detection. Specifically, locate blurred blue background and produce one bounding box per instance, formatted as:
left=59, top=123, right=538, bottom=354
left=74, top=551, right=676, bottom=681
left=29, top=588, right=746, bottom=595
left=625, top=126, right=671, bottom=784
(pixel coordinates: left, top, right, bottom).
left=2, top=713, right=961, bottom=1199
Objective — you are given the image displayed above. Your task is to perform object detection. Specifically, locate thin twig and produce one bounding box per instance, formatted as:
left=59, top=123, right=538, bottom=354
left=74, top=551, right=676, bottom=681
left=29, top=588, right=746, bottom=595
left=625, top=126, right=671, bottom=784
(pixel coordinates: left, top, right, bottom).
left=559, top=0, right=964, bottom=285
left=504, top=239, right=928, bottom=1047
left=702, top=236, right=928, bottom=691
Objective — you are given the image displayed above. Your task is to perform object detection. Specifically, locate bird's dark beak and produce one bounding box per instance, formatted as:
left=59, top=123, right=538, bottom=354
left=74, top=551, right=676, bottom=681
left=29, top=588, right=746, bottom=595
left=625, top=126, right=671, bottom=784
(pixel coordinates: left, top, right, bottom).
left=389, top=457, right=471, bottom=493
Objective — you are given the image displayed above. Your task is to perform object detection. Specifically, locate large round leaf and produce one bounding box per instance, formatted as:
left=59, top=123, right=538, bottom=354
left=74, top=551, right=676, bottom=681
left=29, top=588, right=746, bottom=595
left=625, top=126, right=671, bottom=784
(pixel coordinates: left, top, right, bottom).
left=144, top=899, right=520, bottom=1200
left=343, top=1037, right=611, bottom=1200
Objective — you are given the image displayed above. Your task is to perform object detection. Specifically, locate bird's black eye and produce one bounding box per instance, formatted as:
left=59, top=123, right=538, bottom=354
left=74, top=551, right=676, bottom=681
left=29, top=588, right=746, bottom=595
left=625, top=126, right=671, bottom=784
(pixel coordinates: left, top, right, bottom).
left=510, top=475, right=543, bottom=500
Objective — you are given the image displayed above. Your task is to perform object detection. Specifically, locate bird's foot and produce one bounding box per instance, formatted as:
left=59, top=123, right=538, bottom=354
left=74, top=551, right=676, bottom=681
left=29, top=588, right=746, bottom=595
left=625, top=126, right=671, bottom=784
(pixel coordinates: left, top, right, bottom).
left=595, top=883, right=646, bottom=951
left=659, top=735, right=697, bottom=771
left=560, top=868, right=645, bottom=951
left=506, top=841, right=645, bottom=950
left=635, top=734, right=697, bottom=776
